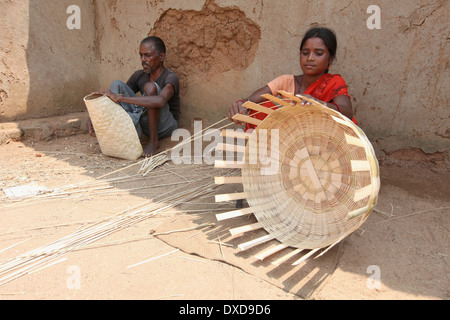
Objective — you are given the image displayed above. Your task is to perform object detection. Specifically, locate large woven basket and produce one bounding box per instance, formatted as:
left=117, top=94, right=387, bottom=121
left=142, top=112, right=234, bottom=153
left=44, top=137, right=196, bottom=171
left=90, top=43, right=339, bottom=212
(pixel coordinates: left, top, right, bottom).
left=215, top=91, right=380, bottom=261
left=240, top=93, right=380, bottom=250
left=83, top=94, right=143, bottom=161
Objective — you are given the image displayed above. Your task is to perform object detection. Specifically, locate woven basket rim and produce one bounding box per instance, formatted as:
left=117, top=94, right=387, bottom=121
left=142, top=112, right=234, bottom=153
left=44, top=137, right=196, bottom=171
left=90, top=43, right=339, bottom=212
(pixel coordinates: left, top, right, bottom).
left=84, top=93, right=104, bottom=101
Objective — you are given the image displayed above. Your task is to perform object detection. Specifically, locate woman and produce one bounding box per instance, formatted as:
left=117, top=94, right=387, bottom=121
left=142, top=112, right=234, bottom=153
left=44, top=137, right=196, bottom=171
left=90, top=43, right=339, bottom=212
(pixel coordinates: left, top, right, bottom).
left=228, top=27, right=356, bottom=130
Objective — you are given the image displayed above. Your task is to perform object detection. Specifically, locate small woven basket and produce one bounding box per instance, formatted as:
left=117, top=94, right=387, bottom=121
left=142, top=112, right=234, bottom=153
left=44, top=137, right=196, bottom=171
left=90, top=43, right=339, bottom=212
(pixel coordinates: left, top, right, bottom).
left=83, top=94, right=143, bottom=161
left=241, top=96, right=380, bottom=250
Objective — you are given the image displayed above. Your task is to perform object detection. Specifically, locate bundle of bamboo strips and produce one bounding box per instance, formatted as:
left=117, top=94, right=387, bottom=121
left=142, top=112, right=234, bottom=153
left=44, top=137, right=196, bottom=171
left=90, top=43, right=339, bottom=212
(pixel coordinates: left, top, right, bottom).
left=138, top=153, right=169, bottom=176
left=0, top=114, right=247, bottom=287
left=0, top=174, right=219, bottom=287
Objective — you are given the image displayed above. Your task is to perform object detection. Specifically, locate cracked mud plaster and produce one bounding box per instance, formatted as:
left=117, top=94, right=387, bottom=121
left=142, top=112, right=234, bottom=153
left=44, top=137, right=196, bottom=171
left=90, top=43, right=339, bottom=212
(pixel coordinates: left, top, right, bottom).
left=402, top=1, right=445, bottom=32
left=0, top=89, right=7, bottom=103
left=149, top=0, right=261, bottom=82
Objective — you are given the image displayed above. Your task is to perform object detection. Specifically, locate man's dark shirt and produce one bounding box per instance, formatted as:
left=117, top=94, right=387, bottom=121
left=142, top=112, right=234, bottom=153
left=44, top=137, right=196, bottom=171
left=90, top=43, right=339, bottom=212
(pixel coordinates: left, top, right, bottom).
left=126, top=68, right=181, bottom=121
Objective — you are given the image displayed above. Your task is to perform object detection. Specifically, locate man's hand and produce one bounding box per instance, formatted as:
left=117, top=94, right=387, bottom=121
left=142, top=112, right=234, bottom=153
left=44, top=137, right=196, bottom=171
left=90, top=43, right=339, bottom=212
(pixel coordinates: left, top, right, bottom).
left=92, top=90, right=122, bottom=103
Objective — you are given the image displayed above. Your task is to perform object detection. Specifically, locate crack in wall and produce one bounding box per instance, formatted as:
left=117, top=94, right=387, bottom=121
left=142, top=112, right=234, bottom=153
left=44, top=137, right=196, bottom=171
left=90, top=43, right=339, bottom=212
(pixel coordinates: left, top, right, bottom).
left=402, top=1, right=444, bottom=32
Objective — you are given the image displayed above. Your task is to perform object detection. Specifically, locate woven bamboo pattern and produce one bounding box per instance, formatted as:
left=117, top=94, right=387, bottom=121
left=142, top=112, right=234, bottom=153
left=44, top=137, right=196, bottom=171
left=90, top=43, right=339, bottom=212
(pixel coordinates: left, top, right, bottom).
left=241, top=93, right=379, bottom=250
left=83, top=94, right=143, bottom=161
left=215, top=91, right=380, bottom=259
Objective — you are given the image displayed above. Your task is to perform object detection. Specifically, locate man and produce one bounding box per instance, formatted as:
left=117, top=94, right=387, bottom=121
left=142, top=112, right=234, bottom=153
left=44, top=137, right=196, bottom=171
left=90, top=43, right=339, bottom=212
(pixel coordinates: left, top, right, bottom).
left=89, top=36, right=180, bottom=157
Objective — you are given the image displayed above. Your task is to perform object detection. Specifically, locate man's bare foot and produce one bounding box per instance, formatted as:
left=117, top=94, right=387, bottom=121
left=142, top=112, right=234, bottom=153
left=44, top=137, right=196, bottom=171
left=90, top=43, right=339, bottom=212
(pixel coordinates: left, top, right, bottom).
left=143, top=143, right=158, bottom=158
left=86, top=118, right=96, bottom=137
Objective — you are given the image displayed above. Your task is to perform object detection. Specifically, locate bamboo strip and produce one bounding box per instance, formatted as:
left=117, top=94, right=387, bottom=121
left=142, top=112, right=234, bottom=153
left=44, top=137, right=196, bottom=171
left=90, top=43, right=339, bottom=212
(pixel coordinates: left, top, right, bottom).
left=214, top=176, right=243, bottom=185
left=291, top=248, right=321, bottom=266
left=347, top=206, right=369, bottom=220
left=376, top=207, right=450, bottom=224
left=151, top=223, right=214, bottom=236
left=238, top=234, right=275, bottom=251
left=271, top=248, right=304, bottom=266
left=254, top=244, right=288, bottom=261
left=0, top=240, right=29, bottom=254
left=177, top=256, right=206, bottom=263
left=277, top=91, right=304, bottom=105
left=217, top=235, right=225, bottom=258
left=214, top=160, right=244, bottom=169
left=215, top=192, right=247, bottom=203
left=138, top=153, right=169, bottom=176
left=68, top=236, right=153, bottom=252
left=229, top=222, right=263, bottom=236
left=208, top=241, right=233, bottom=248
left=28, top=257, right=67, bottom=275
left=0, top=254, right=60, bottom=286
left=215, top=207, right=254, bottom=221
left=243, top=101, right=276, bottom=115
left=260, top=94, right=292, bottom=107
left=302, top=157, right=323, bottom=191
left=215, top=143, right=246, bottom=153
left=185, top=231, right=202, bottom=240
left=232, top=114, right=263, bottom=127
left=354, top=184, right=373, bottom=202
left=345, top=134, right=365, bottom=148
left=220, top=130, right=251, bottom=140
left=127, top=249, right=180, bottom=269
left=297, top=95, right=323, bottom=106
left=351, top=160, right=371, bottom=172
left=331, top=115, right=353, bottom=128
left=315, top=236, right=345, bottom=259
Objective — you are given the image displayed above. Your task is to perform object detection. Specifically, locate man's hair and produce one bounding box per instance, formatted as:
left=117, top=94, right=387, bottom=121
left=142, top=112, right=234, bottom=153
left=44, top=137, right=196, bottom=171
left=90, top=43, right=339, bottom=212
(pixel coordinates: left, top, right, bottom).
left=141, top=36, right=166, bottom=54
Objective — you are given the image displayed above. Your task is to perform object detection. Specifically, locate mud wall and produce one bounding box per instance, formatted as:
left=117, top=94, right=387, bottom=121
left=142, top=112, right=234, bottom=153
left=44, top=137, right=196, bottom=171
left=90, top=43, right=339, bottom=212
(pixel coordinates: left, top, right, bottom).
left=1, top=0, right=449, bottom=164
left=0, top=0, right=30, bottom=120
left=0, top=0, right=98, bottom=121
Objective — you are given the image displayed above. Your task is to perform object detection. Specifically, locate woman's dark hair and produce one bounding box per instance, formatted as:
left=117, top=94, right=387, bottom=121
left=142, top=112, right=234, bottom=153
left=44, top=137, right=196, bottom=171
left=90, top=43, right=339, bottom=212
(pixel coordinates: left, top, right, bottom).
left=300, top=27, right=337, bottom=73
left=141, top=36, right=166, bottom=54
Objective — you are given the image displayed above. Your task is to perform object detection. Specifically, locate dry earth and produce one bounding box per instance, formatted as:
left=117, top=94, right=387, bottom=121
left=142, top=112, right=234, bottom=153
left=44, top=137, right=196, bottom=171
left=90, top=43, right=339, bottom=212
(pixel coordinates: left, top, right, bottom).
left=0, top=132, right=448, bottom=300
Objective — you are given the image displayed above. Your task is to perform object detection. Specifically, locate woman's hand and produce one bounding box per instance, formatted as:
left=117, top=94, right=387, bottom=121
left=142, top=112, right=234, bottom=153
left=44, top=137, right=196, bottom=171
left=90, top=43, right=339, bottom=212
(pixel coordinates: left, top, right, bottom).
left=227, top=86, right=272, bottom=125
left=299, top=94, right=353, bottom=119
left=228, top=100, right=248, bottom=125
left=299, top=94, right=320, bottom=106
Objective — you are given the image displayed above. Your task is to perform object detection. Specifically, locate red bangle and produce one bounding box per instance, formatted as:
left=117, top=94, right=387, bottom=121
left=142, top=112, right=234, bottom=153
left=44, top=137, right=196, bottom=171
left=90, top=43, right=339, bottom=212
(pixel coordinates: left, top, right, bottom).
left=235, top=99, right=247, bottom=104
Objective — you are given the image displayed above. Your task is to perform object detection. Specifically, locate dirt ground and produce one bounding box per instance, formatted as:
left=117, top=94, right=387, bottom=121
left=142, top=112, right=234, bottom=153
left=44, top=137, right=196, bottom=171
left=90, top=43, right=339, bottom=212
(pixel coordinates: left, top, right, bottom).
left=0, top=132, right=448, bottom=300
